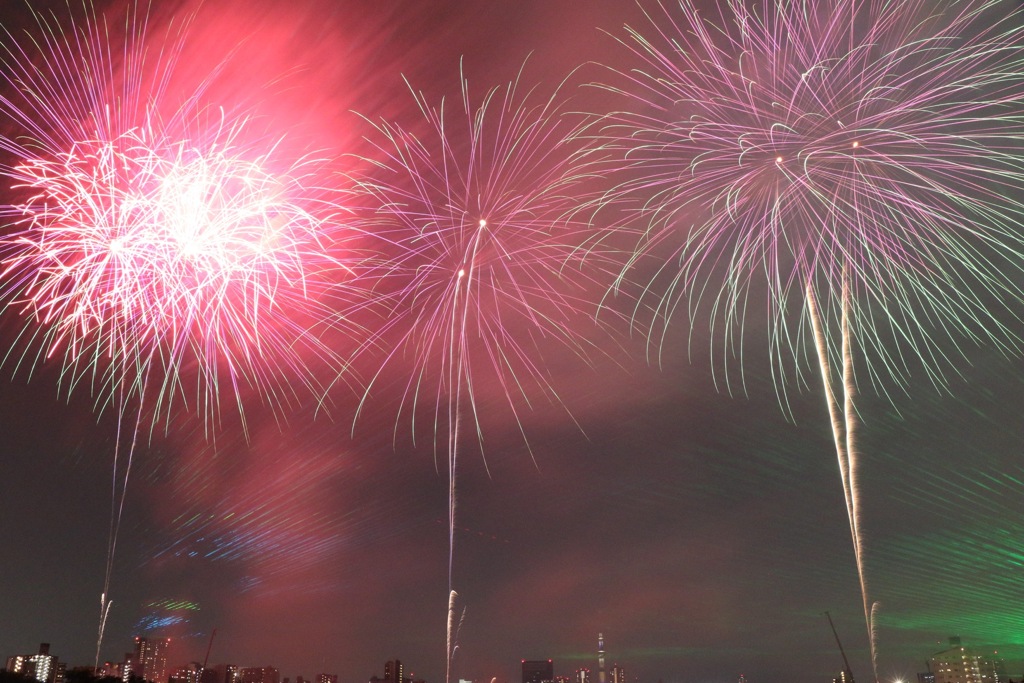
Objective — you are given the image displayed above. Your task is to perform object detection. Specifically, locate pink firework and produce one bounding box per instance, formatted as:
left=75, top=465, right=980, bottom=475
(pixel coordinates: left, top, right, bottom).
left=351, top=64, right=614, bottom=682
left=0, top=1, right=356, bottom=664
left=353, top=65, right=610, bottom=456
left=4, top=121, right=344, bottom=428
left=0, top=3, right=351, bottom=429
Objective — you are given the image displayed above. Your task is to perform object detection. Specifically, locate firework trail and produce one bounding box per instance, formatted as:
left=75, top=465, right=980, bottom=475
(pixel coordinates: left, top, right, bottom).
left=588, top=0, right=1024, bottom=675
left=0, top=1, right=353, bottom=662
left=446, top=590, right=466, bottom=683
left=350, top=63, right=612, bottom=682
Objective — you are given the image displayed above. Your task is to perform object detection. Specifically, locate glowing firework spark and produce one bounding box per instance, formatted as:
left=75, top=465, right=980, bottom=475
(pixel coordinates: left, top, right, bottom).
left=589, top=0, right=1024, bottom=675
left=594, top=0, right=1024, bottom=382
left=0, top=1, right=353, bottom=663
left=351, top=63, right=611, bottom=682
left=3, top=122, right=344, bottom=426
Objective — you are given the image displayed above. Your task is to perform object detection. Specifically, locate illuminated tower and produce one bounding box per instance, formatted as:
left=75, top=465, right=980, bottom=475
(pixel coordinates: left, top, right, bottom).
left=597, top=634, right=606, bottom=683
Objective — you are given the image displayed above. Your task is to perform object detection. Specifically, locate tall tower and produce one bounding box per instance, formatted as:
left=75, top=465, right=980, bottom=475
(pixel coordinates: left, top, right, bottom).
left=597, top=634, right=606, bottom=683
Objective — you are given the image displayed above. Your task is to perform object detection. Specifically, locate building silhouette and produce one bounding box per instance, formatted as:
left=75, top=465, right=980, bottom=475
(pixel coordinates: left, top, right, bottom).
left=385, top=661, right=403, bottom=683
left=123, top=637, right=170, bottom=683
left=169, top=663, right=202, bottom=683
left=522, top=661, right=553, bottom=683
left=370, top=659, right=417, bottom=683
left=239, top=666, right=280, bottom=683
left=208, top=664, right=240, bottom=683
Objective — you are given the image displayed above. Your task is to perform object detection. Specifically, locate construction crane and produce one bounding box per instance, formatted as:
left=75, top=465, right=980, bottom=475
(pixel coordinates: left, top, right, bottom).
left=202, top=629, right=217, bottom=675
left=825, top=611, right=855, bottom=683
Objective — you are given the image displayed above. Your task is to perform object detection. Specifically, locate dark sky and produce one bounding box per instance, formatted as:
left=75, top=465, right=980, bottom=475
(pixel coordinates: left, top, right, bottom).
left=2, top=3, right=1024, bottom=683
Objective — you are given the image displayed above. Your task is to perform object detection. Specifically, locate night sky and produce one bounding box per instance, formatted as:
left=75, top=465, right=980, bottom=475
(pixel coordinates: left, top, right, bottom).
left=2, top=3, right=1024, bottom=683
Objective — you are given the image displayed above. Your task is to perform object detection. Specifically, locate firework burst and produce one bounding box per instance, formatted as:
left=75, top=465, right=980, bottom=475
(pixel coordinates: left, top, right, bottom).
left=2, top=119, right=347, bottom=430
left=594, top=0, right=1024, bottom=389
left=351, top=64, right=612, bottom=456
left=589, top=0, right=1024, bottom=675
left=350, top=63, right=613, bottom=681
left=0, top=0, right=357, bottom=662
left=0, top=0, right=355, bottom=431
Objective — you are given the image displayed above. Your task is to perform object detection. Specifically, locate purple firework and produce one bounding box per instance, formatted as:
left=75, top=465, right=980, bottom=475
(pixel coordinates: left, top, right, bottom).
left=349, top=64, right=616, bottom=683
left=593, top=0, right=1024, bottom=391
left=588, top=0, right=1024, bottom=677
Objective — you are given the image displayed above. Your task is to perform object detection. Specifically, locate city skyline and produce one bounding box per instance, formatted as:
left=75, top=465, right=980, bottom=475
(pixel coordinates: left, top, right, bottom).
left=2, top=2, right=1024, bottom=683
left=4, top=634, right=1015, bottom=683
left=6, top=640, right=630, bottom=683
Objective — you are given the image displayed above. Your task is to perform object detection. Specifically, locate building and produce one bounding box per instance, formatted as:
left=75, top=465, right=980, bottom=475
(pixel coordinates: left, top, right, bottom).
left=240, top=667, right=280, bottom=683
left=522, top=661, right=553, bottom=683
left=370, top=660, right=417, bottom=683
left=100, top=661, right=123, bottom=679
left=124, top=637, right=170, bottom=683
left=385, top=661, right=403, bottom=683
left=210, top=664, right=240, bottom=683
left=575, top=669, right=591, bottom=683
left=931, top=638, right=1006, bottom=683
left=6, top=643, right=65, bottom=683
left=6, top=656, right=25, bottom=674
left=316, top=674, right=338, bottom=683
left=611, top=666, right=625, bottom=683
left=169, top=664, right=203, bottom=683
left=918, top=673, right=937, bottom=683
left=121, top=652, right=136, bottom=682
